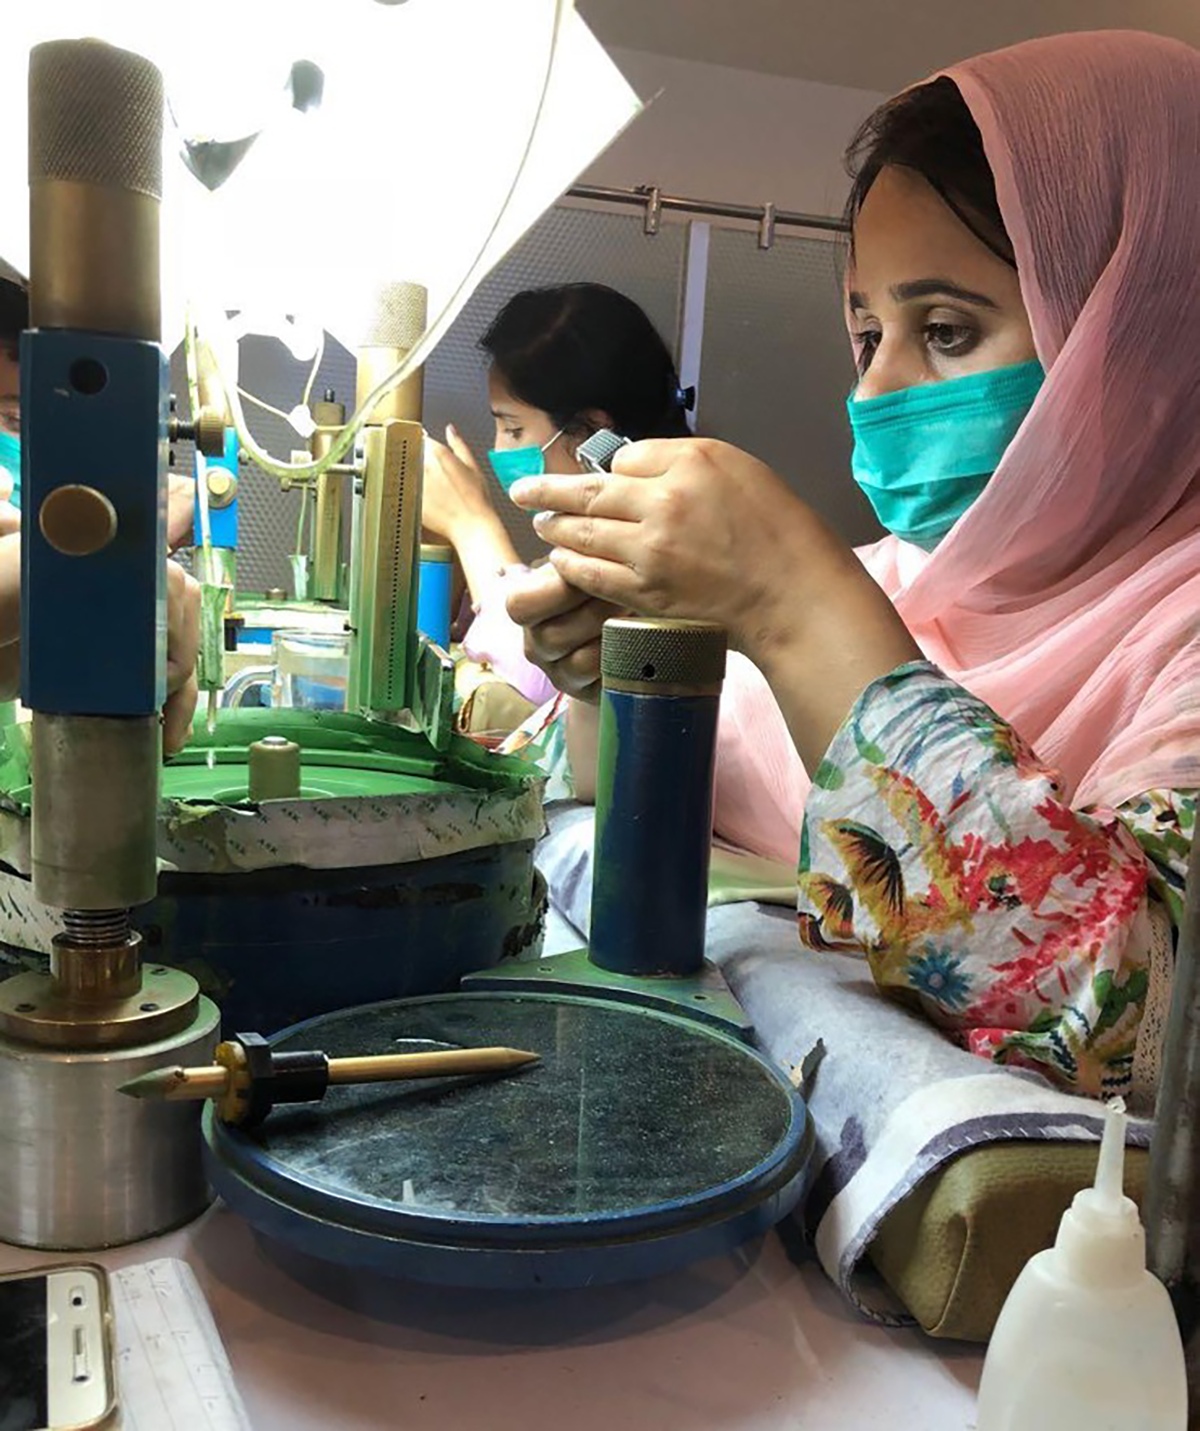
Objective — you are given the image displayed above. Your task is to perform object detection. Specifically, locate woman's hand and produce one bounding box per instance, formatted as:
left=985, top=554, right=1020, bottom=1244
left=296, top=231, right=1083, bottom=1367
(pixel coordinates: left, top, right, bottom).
left=422, top=425, right=492, bottom=542
left=0, top=532, right=18, bottom=698
left=511, top=437, right=824, bottom=657
left=423, top=424, right=520, bottom=601
left=511, top=436, right=921, bottom=772
left=504, top=564, right=621, bottom=705
left=164, top=474, right=202, bottom=754
left=163, top=559, right=200, bottom=756
left=0, top=469, right=19, bottom=538
left=167, top=474, right=196, bottom=552
left=504, top=565, right=613, bottom=800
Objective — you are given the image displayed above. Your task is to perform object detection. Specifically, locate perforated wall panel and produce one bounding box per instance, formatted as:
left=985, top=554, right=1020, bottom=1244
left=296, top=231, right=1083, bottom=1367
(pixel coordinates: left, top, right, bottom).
left=696, top=229, right=882, bottom=546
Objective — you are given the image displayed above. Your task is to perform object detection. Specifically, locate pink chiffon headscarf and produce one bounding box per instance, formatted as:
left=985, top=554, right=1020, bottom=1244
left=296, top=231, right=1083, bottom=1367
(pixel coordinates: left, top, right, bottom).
left=712, top=30, right=1200, bottom=865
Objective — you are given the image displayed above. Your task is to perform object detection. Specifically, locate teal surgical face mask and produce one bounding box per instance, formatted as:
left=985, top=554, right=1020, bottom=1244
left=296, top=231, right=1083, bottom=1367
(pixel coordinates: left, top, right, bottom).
left=0, top=431, right=19, bottom=510
left=488, top=428, right=563, bottom=493
left=847, top=359, right=1043, bottom=551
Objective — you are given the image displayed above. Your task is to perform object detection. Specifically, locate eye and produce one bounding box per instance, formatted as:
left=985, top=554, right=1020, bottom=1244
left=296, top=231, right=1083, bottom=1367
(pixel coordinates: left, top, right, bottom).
left=924, top=322, right=978, bottom=356
left=503, top=427, right=523, bottom=442
left=851, top=330, right=881, bottom=371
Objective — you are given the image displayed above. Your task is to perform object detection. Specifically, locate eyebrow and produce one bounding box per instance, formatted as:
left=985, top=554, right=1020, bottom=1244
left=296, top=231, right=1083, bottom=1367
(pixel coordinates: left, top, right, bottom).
left=848, top=279, right=1001, bottom=311
left=490, top=407, right=521, bottom=420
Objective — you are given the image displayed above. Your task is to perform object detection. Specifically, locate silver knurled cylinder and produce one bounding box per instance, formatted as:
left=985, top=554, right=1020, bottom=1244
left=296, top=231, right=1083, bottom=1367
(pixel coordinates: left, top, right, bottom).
left=600, top=618, right=728, bottom=691
left=29, top=40, right=163, bottom=197
left=362, top=280, right=428, bottom=348
left=29, top=39, right=163, bottom=338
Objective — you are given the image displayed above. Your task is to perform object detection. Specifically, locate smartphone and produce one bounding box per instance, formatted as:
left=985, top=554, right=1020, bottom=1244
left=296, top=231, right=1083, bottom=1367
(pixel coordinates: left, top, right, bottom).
left=0, top=1265, right=117, bottom=1431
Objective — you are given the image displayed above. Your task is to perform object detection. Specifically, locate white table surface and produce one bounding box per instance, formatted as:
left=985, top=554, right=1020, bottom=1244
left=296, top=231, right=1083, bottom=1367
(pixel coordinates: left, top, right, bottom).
left=1, top=1206, right=982, bottom=1431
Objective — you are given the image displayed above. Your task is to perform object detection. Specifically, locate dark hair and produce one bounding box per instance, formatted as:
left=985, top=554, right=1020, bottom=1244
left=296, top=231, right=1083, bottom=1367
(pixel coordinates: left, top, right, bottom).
left=480, top=283, right=691, bottom=440
left=0, top=279, right=27, bottom=358
left=843, top=77, right=1015, bottom=268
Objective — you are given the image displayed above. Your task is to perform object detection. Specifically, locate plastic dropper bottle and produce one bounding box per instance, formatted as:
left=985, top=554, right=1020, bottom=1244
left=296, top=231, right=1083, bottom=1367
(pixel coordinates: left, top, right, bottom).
left=976, top=1098, right=1188, bottom=1430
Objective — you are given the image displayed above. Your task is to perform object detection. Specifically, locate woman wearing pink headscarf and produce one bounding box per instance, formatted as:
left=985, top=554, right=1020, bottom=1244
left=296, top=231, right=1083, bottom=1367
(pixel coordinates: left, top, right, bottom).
left=505, top=32, right=1199, bottom=1098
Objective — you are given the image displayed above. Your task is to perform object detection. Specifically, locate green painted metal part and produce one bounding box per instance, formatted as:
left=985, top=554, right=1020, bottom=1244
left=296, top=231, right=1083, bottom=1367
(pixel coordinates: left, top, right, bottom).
left=0, top=707, right=536, bottom=810
left=0, top=704, right=545, bottom=1041
left=197, top=578, right=232, bottom=693
left=462, top=946, right=753, bottom=1039
left=349, top=421, right=423, bottom=718
left=412, top=637, right=456, bottom=753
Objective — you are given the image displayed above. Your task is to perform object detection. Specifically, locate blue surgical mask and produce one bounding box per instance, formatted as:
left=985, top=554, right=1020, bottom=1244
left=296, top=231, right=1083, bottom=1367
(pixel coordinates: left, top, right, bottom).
left=847, top=359, right=1044, bottom=551
left=488, top=429, right=563, bottom=493
left=0, top=432, right=19, bottom=511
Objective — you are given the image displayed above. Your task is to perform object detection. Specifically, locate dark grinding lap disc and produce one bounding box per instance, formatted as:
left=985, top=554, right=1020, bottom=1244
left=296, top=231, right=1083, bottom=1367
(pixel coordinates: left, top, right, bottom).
left=204, top=992, right=814, bottom=1288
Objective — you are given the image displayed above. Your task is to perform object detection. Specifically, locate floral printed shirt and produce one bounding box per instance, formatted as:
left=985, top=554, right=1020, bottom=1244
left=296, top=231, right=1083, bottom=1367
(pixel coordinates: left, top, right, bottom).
left=798, top=660, right=1195, bottom=1097
left=500, top=691, right=574, bottom=797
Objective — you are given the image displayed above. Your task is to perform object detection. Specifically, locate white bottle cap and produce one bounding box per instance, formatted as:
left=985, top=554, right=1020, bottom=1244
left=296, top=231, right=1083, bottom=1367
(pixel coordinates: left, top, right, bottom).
left=1056, top=1098, right=1146, bottom=1287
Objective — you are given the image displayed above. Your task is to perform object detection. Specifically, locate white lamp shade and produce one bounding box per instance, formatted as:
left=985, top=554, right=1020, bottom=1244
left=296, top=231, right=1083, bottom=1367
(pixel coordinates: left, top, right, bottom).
left=0, top=0, right=640, bottom=351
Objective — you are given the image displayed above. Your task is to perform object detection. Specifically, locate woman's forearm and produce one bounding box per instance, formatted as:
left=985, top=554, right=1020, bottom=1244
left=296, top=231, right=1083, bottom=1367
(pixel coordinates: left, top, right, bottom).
left=565, top=696, right=600, bottom=803
left=746, top=543, right=921, bottom=776
left=451, top=508, right=522, bottom=605
left=0, top=641, right=17, bottom=702
left=0, top=533, right=19, bottom=649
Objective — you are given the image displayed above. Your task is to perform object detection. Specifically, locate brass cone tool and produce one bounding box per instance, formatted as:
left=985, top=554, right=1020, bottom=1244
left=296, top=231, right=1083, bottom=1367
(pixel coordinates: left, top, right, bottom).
left=119, top=1031, right=540, bottom=1128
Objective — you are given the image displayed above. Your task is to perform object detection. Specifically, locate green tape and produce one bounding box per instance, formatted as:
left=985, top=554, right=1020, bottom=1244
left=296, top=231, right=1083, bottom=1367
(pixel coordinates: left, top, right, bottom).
left=290, top=554, right=310, bottom=602
left=197, top=581, right=232, bottom=692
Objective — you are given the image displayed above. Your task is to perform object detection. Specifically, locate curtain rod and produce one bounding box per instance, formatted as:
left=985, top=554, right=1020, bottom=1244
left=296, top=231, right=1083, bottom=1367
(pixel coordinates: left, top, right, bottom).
left=565, top=182, right=848, bottom=248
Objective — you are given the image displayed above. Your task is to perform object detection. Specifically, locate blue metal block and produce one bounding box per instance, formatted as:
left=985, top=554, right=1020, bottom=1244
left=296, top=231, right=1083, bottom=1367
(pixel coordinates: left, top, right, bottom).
left=20, top=330, right=167, bottom=714
left=194, top=426, right=239, bottom=549
left=416, top=549, right=453, bottom=648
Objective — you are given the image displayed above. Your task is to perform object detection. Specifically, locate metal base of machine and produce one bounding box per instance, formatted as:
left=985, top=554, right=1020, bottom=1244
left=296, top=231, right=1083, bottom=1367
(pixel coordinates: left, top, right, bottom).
left=0, top=963, right=201, bottom=1048
left=462, top=947, right=753, bottom=1039
left=0, top=996, right=220, bottom=1250
left=204, top=992, right=814, bottom=1289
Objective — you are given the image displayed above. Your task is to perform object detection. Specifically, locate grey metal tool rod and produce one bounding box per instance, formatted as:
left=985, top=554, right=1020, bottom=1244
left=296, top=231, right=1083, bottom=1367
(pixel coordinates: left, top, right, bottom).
left=1146, top=847, right=1200, bottom=1406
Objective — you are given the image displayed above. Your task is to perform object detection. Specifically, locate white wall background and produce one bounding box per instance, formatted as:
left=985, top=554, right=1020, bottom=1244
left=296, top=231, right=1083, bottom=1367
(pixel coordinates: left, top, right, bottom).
left=582, top=49, right=888, bottom=219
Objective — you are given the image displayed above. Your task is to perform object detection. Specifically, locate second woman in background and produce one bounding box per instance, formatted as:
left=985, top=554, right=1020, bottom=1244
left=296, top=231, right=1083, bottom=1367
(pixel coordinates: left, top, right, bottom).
left=421, top=282, right=691, bottom=706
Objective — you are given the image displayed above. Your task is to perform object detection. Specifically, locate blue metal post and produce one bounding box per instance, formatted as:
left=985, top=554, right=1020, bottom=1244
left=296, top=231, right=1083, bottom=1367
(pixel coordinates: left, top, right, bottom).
left=589, top=618, right=727, bottom=977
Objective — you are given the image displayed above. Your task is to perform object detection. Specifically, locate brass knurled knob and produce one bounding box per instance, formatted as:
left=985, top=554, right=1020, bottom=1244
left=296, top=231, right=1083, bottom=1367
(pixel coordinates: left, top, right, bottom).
left=206, top=468, right=237, bottom=508
left=600, top=617, right=727, bottom=692
left=39, top=484, right=118, bottom=556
